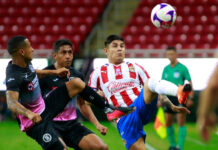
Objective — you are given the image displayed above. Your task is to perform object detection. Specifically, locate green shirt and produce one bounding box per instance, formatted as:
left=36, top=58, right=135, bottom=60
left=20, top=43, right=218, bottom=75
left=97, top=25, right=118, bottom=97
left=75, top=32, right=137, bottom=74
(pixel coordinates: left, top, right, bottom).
left=161, top=62, right=191, bottom=86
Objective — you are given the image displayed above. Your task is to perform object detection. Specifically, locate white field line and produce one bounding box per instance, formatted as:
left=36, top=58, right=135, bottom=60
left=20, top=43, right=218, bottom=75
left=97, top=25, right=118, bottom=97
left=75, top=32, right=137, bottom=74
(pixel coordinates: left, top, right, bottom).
left=186, top=136, right=206, bottom=146
left=146, top=143, right=157, bottom=150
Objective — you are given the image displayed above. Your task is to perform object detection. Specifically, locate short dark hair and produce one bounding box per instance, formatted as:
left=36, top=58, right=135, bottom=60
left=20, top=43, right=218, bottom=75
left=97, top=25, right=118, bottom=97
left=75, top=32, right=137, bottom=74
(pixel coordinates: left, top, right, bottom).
left=53, top=39, right=73, bottom=52
left=104, top=35, right=125, bottom=47
left=7, top=35, right=27, bottom=55
left=166, top=46, right=176, bottom=52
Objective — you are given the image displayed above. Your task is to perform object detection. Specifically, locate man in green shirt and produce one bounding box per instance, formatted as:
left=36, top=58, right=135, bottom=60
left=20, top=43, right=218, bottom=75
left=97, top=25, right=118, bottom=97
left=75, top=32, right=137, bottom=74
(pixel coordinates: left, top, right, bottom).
left=161, top=46, right=194, bottom=150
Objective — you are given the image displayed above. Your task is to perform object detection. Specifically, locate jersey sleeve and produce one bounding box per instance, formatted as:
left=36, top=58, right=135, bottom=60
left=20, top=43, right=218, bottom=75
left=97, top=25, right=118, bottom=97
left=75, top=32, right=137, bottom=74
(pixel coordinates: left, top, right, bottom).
left=134, top=63, right=150, bottom=85
left=39, top=76, right=47, bottom=96
left=77, top=71, right=85, bottom=81
left=161, top=67, right=167, bottom=80
left=6, top=74, right=22, bottom=92
left=88, top=69, right=100, bottom=90
left=183, top=66, right=191, bottom=81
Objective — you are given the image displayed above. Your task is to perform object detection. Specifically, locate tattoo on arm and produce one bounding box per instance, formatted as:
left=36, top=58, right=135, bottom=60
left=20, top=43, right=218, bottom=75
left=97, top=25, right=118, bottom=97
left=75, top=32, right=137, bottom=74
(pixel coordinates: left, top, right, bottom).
left=159, top=95, right=173, bottom=109
left=6, top=91, right=31, bottom=118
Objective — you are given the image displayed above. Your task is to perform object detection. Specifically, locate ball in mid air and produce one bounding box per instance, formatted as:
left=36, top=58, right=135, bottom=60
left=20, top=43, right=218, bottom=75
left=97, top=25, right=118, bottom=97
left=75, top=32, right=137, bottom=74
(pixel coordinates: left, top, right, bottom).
left=151, top=3, right=176, bottom=29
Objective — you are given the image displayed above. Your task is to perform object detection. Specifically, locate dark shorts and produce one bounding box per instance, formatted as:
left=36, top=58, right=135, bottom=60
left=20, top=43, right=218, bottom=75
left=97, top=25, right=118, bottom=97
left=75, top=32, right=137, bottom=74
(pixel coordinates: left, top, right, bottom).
left=163, top=96, right=186, bottom=114
left=53, top=120, right=93, bottom=150
left=26, top=84, right=72, bottom=150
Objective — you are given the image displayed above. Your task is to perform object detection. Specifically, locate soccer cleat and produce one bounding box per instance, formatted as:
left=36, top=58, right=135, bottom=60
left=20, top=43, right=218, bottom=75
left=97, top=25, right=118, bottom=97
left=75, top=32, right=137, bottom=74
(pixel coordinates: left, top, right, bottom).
left=107, top=106, right=136, bottom=121
left=177, top=83, right=192, bottom=105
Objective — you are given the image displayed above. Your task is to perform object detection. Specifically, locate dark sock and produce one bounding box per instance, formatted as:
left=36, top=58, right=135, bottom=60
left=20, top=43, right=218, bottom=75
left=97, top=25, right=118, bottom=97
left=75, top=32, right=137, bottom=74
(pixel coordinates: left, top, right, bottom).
left=79, top=85, right=108, bottom=109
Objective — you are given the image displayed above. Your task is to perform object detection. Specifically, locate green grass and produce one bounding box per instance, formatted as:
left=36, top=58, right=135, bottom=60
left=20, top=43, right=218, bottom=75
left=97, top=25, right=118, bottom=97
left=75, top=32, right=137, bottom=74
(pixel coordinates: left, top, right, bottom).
left=0, top=120, right=217, bottom=150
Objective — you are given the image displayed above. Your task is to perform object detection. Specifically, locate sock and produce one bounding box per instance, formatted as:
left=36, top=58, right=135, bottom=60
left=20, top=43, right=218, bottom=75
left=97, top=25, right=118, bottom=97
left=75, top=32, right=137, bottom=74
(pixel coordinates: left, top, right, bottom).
left=148, top=78, right=178, bottom=96
left=178, top=126, right=186, bottom=150
left=167, top=126, right=177, bottom=147
left=79, top=85, right=108, bottom=109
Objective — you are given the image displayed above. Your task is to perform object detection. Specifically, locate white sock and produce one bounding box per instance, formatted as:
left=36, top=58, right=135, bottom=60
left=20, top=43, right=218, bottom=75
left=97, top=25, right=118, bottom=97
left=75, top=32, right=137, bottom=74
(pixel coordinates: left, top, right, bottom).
left=147, top=78, right=178, bottom=96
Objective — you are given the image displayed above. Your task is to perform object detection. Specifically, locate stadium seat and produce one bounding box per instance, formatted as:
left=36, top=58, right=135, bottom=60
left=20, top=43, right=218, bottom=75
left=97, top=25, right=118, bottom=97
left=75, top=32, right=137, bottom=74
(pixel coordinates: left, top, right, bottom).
left=122, top=0, right=218, bottom=56
left=0, top=0, right=109, bottom=52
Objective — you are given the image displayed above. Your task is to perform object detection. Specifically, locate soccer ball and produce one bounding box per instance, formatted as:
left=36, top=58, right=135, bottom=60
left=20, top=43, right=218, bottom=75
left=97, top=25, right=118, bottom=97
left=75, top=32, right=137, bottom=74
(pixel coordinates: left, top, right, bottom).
left=151, top=3, right=176, bottom=29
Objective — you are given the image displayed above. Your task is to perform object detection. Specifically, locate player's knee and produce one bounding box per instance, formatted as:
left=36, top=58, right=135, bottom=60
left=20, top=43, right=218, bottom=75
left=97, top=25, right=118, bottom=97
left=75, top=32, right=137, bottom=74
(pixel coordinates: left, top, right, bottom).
left=69, top=77, right=85, bottom=91
left=95, top=143, right=108, bottom=150
left=147, top=77, right=159, bottom=93
left=47, top=141, right=67, bottom=150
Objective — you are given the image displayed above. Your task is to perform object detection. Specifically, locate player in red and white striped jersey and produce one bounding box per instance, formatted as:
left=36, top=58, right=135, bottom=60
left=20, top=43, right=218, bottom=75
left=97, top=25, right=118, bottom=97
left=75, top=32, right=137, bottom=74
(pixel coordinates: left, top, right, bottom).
left=89, top=60, right=150, bottom=107
left=89, top=35, right=191, bottom=150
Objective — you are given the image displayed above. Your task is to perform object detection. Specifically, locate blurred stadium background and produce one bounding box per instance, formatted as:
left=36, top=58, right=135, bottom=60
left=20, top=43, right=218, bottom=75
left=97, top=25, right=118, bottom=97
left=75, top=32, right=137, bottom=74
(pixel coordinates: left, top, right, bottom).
left=0, top=0, right=218, bottom=149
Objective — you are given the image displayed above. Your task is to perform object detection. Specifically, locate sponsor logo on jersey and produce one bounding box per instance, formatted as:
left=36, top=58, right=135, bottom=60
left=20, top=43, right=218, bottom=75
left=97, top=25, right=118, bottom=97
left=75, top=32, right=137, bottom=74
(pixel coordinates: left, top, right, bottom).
left=7, top=78, right=15, bottom=82
left=107, top=81, right=135, bottom=94
left=53, top=78, right=58, bottom=82
left=27, top=76, right=39, bottom=91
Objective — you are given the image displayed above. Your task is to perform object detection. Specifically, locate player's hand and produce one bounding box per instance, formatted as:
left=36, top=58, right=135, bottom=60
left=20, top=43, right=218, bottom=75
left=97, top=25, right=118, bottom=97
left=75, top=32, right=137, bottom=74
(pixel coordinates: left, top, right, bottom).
left=28, top=112, right=42, bottom=123
left=197, top=112, right=216, bottom=142
left=96, top=123, right=108, bottom=136
left=171, top=105, right=191, bottom=114
left=56, top=68, right=70, bottom=78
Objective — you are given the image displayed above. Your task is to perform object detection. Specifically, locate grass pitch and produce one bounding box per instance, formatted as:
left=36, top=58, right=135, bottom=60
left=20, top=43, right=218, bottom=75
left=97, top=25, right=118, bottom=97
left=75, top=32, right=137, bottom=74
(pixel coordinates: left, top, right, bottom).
left=0, top=120, right=217, bottom=150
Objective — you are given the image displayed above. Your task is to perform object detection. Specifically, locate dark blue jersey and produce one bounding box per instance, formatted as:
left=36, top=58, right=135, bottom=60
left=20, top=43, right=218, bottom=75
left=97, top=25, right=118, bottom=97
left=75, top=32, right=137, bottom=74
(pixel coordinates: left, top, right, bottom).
left=6, top=61, right=45, bottom=131
left=39, top=65, right=84, bottom=97
left=6, top=61, right=41, bottom=105
left=39, top=64, right=84, bottom=121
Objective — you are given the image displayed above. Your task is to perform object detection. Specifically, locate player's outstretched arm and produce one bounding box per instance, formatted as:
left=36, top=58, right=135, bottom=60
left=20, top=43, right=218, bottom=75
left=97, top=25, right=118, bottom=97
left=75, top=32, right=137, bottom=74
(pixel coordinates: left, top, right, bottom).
left=159, top=95, right=190, bottom=114
left=36, top=67, right=70, bottom=79
left=197, top=65, right=218, bottom=141
left=6, top=90, right=42, bottom=123
left=77, top=98, right=108, bottom=135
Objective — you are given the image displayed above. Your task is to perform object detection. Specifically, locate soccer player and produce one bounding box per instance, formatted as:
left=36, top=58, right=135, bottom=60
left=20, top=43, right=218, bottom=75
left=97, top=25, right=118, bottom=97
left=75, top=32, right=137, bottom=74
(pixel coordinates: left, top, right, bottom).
left=5, top=35, right=134, bottom=150
left=197, top=64, right=218, bottom=142
left=39, top=39, right=108, bottom=150
left=89, top=35, right=191, bottom=150
left=161, top=46, right=194, bottom=150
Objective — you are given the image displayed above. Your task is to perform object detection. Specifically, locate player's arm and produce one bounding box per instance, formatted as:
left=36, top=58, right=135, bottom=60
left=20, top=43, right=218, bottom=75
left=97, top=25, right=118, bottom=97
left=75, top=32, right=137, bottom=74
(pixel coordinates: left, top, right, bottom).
left=159, top=95, right=190, bottom=114
left=197, top=65, right=218, bottom=141
left=77, top=97, right=108, bottom=135
left=36, top=67, right=70, bottom=79
left=6, top=90, right=42, bottom=123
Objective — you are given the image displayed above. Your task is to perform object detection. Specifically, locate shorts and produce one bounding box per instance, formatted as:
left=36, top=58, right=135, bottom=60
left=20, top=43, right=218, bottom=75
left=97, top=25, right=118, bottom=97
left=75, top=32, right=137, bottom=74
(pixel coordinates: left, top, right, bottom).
left=117, top=88, right=158, bottom=150
left=163, top=96, right=186, bottom=114
left=26, top=84, right=72, bottom=150
left=53, top=120, right=93, bottom=150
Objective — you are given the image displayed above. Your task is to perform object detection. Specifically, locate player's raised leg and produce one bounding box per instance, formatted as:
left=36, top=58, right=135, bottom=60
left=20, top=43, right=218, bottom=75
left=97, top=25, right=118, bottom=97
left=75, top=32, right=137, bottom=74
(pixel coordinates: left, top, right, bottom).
left=143, top=78, right=191, bottom=105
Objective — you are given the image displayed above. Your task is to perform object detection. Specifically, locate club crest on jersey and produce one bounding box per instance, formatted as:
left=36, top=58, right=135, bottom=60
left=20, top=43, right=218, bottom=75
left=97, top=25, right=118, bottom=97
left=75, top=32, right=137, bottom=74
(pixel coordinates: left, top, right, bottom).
left=128, top=66, right=135, bottom=72
left=42, top=133, right=52, bottom=143
left=27, top=82, right=34, bottom=91
left=174, top=72, right=180, bottom=78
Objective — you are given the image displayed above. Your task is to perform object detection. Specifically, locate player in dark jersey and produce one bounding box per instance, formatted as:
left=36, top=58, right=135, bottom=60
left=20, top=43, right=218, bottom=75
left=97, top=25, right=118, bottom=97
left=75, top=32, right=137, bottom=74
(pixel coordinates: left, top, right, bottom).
left=5, top=35, right=135, bottom=150
left=39, top=39, right=108, bottom=150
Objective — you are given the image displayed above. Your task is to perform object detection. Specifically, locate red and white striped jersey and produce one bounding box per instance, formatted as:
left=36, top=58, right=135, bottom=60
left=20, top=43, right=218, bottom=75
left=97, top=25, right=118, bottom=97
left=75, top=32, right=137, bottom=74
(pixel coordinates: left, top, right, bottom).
left=88, top=61, right=150, bottom=107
